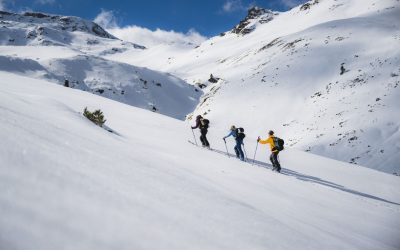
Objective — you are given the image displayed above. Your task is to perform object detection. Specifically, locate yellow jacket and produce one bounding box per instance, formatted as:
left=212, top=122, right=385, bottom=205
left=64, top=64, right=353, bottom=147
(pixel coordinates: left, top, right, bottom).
left=259, top=136, right=278, bottom=152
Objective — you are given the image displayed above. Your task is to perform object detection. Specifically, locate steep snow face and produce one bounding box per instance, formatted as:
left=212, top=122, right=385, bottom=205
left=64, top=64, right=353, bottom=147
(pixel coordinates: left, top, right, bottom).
left=1, top=71, right=400, bottom=250
left=0, top=11, right=201, bottom=119
left=108, top=0, right=400, bottom=173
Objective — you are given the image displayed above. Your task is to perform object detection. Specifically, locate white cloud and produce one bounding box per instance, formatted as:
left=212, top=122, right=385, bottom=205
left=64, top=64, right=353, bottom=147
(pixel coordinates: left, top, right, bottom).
left=94, top=9, right=207, bottom=48
left=222, top=0, right=246, bottom=13
left=94, top=9, right=118, bottom=29
left=109, top=26, right=207, bottom=47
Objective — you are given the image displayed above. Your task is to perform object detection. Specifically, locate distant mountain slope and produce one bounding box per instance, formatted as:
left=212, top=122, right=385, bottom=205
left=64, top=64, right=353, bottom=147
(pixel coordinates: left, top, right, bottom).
left=108, top=0, right=400, bottom=173
left=0, top=11, right=200, bottom=119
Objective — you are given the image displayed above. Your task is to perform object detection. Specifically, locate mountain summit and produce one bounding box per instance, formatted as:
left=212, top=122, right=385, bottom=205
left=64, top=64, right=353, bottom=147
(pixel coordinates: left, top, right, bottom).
left=231, top=7, right=276, bottom=35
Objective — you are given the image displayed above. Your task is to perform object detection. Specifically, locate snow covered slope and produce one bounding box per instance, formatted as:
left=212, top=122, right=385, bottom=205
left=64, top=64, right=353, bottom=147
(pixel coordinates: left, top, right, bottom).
left=0, top=11, right=200, bottom=119
left=108, top=0, right=400, bottom=173
left=1, top=71, right=400, bottom=249
left=0, top=11, right=116, bottom=46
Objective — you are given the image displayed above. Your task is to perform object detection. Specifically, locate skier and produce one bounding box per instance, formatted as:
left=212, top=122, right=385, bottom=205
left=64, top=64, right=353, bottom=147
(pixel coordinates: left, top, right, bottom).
left=191, top=115, right=210, bottom=148
left=257, top=130, right=281, bottom=172
left=223, top=125, right=245, bottom=161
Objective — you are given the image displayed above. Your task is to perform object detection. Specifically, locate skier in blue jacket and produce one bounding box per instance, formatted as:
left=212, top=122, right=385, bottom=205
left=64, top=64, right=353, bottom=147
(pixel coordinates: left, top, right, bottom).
left=223, top=125, right=245, bottom=161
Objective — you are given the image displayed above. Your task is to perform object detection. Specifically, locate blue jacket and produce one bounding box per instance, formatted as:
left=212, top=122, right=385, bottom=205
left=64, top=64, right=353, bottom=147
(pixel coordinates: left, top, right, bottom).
left=224, top=130, right=236, bottom=139
left=224, top=130, right=243, bottom=143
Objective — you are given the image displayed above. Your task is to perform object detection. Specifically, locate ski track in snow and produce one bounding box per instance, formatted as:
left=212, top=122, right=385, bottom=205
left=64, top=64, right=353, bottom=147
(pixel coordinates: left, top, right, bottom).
left=188, top=140, right=400, bottom=211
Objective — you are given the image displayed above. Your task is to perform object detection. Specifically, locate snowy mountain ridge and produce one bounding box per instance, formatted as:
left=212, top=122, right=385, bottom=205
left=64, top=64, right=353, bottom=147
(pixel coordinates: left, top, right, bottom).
left=0, top=10, right=200, bottom=119
left=0, top=10, right=117, bottom=45
left=107, top=0, right=400, bottom=174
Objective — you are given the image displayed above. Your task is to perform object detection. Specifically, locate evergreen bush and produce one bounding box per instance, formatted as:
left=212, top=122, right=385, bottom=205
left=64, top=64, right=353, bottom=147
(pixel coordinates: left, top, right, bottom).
left=83, top=107, right=106, bottom=127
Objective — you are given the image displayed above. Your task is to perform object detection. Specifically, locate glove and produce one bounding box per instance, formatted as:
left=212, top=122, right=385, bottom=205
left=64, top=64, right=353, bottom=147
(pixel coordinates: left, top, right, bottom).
left=223, top=138, right=226, bottom=142
left=257, top=137, right=260, bottom=142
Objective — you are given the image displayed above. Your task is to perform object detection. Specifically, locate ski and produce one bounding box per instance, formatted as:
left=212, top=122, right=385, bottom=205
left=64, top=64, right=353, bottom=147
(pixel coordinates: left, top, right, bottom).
left=188, top=140, right=212, bottom=150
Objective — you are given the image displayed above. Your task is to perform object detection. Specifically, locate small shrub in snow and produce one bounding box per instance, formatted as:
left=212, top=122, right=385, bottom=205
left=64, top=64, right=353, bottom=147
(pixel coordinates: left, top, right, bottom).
left=83, top=107, right=106, bottom=127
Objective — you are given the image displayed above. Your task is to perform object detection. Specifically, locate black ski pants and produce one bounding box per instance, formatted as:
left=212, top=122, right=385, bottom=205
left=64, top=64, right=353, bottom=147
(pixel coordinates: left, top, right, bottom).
left=270, top=151, right=281, bottom=172
left=200, top=129, right=210, bottom=147
left=234, top=138, right=244, bottom=160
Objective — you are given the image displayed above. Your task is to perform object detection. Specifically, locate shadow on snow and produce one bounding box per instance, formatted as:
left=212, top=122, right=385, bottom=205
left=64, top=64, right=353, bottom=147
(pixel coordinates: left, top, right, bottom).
left=210, top=147, right=400, bottom=207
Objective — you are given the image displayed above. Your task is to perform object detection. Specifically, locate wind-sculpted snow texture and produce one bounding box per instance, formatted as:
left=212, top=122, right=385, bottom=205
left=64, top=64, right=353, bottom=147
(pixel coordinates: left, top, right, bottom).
left=0, top=11, right=200, bottom=120
left=109, top=0, right=400, bottom=174
left=0, top=72, right=399, bottom=250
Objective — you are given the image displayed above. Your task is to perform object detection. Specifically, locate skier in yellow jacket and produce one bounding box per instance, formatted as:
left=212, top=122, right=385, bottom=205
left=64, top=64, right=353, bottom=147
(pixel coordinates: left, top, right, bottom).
left=257, top=130, right=281, bottom=172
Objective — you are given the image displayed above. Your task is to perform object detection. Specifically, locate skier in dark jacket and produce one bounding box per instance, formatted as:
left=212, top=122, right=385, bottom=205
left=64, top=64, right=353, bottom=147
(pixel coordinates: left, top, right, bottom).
left=223, top=125, right=245, bottom=161
left=191, top=115, right=210, bottom=148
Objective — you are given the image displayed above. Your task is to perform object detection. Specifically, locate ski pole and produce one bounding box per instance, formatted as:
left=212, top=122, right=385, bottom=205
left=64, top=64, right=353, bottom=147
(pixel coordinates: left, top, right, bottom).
left=191, top=128, right=198, bottom=146
left=252, top=137, right=259, bottom=166
left=223, top=139, right=230, bottom=158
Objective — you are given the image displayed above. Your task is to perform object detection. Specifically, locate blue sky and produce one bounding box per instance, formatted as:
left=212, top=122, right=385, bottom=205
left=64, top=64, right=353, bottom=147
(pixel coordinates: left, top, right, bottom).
left=1, top=0, right=308, bottom=36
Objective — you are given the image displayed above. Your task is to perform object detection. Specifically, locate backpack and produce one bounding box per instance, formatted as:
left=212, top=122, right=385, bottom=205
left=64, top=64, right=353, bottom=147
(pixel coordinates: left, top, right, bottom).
left=201, top=118, right=209, bottom=129
left=273, top=137, right=284, bottom=151
left=236, top=127, right=246, bottom=140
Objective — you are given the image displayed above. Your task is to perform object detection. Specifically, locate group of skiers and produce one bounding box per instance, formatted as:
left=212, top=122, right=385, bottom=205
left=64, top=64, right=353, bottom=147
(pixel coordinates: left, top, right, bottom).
left=191, top=115, right=283, bottom=172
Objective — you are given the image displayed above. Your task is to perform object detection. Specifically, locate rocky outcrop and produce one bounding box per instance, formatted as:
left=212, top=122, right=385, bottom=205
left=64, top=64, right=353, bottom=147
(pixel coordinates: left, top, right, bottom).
left=300, top=0, right=320, bottom=11
left=231, top=7, right=276, bottom=35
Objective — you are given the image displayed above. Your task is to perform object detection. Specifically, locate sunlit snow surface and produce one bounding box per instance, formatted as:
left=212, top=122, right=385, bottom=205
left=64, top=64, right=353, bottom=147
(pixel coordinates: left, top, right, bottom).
left=0, top=72, right=399, bottom=250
